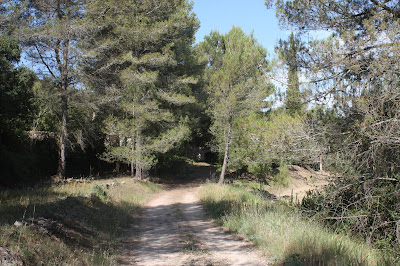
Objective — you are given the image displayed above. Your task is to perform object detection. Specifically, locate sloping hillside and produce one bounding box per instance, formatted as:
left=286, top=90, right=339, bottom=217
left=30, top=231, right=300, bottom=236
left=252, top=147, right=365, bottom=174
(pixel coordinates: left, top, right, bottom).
left=266, top=165, right=331, bottom=201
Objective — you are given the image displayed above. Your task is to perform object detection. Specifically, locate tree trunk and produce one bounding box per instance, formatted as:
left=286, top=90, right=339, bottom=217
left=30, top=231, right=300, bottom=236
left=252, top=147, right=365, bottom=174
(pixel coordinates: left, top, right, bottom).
left=130, top=137, right=135, bottom=178
left=58, top=90, right=68, bottom=179
left=130, top=159, right=134, bottom=178
left=136, top=129, right=142, bottom=180
left=218, top=123, right=231, bottom=185
left=136, top=164, right=142, bottom=180
left=116, top=161, right=120, bottom=174
left=319, top=155, right=323, bottom=171
left=143, top=169, right=148, bottom=179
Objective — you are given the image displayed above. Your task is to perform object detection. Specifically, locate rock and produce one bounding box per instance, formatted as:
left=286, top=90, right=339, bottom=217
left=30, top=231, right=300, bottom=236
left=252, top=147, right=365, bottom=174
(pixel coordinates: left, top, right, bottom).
left=0, top=247, right=23, bottom=266
left=13, top=221, right=24, bottom=228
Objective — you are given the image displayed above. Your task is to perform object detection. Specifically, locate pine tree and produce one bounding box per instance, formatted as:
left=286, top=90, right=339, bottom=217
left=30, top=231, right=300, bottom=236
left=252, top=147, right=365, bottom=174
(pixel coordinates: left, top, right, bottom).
left=2, top=0, right=87, bottom=178
left=275, top=32, right=303, bottom=116
left=268, top=0, right=400, bottom=176
left=267, top=0, right=400, bottom=249
left=83, top=0, right=199, bottom=178
left=200, top=27, right=273, bottom=184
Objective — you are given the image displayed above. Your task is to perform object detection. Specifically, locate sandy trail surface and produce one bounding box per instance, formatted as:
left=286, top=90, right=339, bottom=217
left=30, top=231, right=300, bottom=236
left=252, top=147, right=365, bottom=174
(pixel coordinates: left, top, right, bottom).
left=118, top=184, right=268, bottom=265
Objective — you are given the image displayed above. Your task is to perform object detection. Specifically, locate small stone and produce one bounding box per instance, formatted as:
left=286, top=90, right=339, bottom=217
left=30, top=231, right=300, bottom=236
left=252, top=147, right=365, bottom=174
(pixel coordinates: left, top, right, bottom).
left=13, top=221, right=24, bottom=228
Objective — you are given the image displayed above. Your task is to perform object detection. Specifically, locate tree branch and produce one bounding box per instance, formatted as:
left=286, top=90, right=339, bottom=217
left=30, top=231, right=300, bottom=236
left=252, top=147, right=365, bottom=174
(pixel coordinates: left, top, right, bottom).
left=35, top=44, right=57, bottom=79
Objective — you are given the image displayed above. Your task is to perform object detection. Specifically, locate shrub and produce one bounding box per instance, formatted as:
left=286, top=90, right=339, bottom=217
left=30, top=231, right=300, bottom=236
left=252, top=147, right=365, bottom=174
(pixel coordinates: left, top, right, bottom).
left=270, top=163, right=290, bottom=187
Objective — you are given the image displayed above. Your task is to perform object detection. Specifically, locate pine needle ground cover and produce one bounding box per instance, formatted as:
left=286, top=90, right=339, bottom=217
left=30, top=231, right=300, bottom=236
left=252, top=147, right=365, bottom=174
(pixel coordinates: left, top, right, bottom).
left=0, top=178, right=160, bottom=265
left=200, top=183, right=395, bottom=265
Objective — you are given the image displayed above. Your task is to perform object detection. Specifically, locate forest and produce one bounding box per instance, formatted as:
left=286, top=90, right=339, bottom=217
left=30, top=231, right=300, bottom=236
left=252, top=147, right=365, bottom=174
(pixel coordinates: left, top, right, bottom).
left=1, top=0, right=400, bottom=264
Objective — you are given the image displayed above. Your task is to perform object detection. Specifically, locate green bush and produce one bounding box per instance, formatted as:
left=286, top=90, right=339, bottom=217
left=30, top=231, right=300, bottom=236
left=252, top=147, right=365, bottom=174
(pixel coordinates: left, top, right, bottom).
left=302, top=177, right=400, bottom=255
left=91, top=184, right=108, bottom=202
left=270, top=163, right=290, bottom=188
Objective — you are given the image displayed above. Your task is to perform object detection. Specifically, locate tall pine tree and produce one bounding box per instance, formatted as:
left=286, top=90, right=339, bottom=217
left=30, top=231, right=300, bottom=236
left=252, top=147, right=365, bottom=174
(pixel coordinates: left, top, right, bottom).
left=2, top=0, right=87, bottom=178
left=275, top=32, right=303, bottom=115
left=200, top=27, right=272, bottom=184
left=83, top=0, right=199, bottom=178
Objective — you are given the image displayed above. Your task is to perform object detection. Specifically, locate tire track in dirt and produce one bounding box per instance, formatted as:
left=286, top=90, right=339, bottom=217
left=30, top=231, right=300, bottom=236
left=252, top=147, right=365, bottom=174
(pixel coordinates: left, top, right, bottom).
left=118, top=184, right=268, bottom=265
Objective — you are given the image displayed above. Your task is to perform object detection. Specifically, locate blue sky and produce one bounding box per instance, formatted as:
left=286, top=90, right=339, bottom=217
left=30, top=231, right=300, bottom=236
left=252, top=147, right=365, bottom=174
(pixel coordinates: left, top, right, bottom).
left=192, top=0, right=289, bottom=57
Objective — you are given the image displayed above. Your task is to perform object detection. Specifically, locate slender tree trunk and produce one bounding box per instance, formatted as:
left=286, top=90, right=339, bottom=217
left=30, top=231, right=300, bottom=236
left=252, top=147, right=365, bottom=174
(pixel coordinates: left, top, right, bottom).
left=319, top=155, right=323, bottom=171
left=136, top=129, right=142, bottom=180
left=218, top=123, right=231, bottom=185
left=130, top=136, right=135, bottom=178
left=131, top=159, right=134, bottom=178
left=131, top=101, right=135, bottom=179
left=55, top=8, right=69, bottom=179
left=136, top=165, right=142, bottom=180
left=143, top=169, right=148, bottom=180
left=58, top=89, right=68, bottom=179
left=116, top=161, right=120, bottom=174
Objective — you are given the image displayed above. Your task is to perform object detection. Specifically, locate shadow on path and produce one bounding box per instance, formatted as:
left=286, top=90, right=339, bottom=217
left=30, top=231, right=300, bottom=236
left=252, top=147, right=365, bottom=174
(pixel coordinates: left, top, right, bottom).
left=118, top=184, right=268, bottom=266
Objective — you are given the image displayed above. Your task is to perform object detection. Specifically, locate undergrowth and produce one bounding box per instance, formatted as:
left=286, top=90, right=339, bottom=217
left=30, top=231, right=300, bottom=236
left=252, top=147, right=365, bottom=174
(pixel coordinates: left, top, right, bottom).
left=0, top=178, right=161, bottom=265
left=200, top=183, right=396, bottom=265
left=270, top=164, right=290, bottom=188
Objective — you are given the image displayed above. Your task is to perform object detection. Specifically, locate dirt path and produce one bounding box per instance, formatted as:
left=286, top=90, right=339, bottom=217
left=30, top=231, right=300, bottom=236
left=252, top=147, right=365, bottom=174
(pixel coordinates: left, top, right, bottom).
left=118, top=184, right=268, bottom=265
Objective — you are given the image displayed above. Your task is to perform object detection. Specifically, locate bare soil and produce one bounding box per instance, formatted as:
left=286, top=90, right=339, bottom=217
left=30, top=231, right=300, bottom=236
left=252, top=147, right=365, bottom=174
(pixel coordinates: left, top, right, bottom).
left=117, top=163, right=330, bottom=265
left=118, top=185, right=268, bottom=265
left=117, top=165, right=268, bottom=266
left=266, top=165, right=331, bottom=201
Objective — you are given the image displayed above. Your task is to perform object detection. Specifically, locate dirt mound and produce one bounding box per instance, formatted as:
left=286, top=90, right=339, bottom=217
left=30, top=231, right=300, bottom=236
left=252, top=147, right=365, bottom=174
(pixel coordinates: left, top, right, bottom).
left=266, top=165, right=331, bottom=202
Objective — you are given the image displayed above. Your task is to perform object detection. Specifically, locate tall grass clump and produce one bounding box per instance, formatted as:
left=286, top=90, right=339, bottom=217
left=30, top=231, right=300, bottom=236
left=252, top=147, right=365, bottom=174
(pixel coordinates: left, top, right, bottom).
left=0, top=178, right=161, bottom=265
left=200, top=183, right=394, bottom=265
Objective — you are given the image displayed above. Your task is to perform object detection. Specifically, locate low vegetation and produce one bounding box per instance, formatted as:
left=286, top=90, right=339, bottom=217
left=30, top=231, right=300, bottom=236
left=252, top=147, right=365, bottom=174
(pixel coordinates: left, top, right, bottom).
left=200, top=183, right=396, bottom=265
left=0, top=178, right=161, bottom=265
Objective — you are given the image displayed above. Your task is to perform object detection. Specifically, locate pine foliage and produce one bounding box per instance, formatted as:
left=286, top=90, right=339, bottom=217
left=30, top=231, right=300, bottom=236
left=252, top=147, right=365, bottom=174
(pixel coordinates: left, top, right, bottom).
left=83, top=0, right=199, bottom=178
left=199, top=27, right=273, bottom=184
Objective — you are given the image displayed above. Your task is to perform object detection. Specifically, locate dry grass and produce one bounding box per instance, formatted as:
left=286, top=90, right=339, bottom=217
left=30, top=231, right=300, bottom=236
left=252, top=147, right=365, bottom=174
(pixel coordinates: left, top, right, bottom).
left=0, top=177, right=161, bottom=265
left=200, top=183, right=395, bottom=265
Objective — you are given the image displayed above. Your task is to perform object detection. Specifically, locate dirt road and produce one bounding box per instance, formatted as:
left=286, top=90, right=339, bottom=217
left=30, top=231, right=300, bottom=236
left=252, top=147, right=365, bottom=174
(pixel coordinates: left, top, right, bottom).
left=118, top=184, right=268, bottom=265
